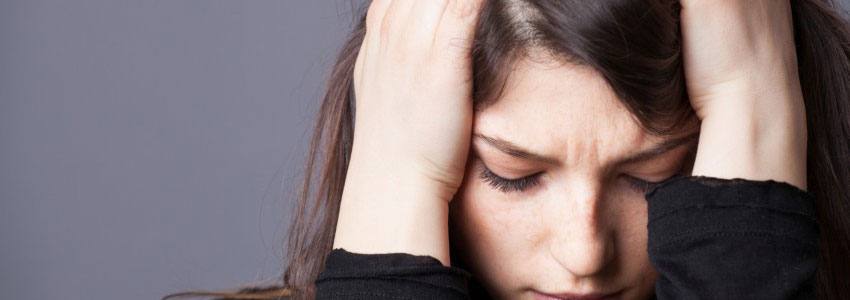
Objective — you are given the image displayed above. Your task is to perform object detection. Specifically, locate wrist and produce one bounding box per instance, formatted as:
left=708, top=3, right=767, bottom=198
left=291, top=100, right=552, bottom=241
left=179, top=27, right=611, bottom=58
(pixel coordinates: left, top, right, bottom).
left=342, top=156, right=460, bottom=204
left=333, top=191, right=451, bottom=265
left=331, top=161, right=454, bottom=265
left=691, top=101, right=807, bottom=190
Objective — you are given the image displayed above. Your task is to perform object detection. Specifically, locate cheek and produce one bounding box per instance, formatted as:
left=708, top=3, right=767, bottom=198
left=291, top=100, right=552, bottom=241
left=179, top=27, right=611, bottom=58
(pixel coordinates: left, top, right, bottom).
left=608, top=189, right=650, bottom=254
left=606, top=189, right=659, bottom=296
left=450, top=164, right=545, bottom=294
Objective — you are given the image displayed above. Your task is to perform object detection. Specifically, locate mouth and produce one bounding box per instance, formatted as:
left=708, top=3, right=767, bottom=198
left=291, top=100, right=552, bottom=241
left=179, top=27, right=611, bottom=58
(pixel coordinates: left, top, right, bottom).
left=531, top=289, right=622, bottom=300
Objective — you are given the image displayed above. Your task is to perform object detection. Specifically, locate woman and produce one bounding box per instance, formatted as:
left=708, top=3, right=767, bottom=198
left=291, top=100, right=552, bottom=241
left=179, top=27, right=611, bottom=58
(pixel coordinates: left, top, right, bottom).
left=164, top=0, right=850, bottom=299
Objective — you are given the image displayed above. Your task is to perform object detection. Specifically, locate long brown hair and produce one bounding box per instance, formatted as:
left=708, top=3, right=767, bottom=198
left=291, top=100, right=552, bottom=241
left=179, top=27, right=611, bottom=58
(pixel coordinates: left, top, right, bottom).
left=164, top=0, right=850, bottom=299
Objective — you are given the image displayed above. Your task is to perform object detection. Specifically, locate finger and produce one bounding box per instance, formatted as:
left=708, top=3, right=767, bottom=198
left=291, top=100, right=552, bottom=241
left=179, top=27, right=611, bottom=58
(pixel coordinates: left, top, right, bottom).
left=402, top=0, right=451, bottom=50
left=431, top=0, right=486, bottom=66
left=357, top=0, right=393, bottom=91
left=379, top=0, right=416, bottom=53
left=365, top=0, right=393, bottom=35
left=449, top=0, right=486, bottom=21
left=364, top=0, right=393, bottom=54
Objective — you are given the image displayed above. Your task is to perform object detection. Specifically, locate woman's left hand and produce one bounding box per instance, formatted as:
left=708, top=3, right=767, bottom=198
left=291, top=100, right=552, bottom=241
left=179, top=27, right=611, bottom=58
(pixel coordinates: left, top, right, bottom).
left=679, top=0, right=808, bottom=190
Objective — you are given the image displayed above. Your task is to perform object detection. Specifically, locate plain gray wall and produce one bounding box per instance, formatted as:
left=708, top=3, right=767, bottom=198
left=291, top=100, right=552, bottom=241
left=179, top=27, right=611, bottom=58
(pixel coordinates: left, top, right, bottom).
left=1, top=1, right=366, bottom=299
left=2, top=1, right=848, bottom=300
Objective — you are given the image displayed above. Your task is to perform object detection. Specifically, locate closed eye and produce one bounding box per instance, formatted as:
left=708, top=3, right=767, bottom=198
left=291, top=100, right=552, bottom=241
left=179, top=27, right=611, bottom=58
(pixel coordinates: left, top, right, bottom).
left=478, top=162, right=543, bottom=193
left=622, top=174, right=677, bottom=193
left=623, top=175, right=656, bottom=192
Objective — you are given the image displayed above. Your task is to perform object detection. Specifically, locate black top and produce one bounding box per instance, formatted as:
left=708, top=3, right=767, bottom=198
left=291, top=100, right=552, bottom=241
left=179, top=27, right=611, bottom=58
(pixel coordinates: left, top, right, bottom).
left=315, top=175, right=819, bottom=299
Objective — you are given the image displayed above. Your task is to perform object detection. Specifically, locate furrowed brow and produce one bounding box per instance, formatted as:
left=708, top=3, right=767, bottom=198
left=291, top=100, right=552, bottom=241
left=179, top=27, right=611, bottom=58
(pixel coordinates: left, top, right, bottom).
left=473, top=133, right=560, bottom=165
left=473, top=131, right=699, bottom=166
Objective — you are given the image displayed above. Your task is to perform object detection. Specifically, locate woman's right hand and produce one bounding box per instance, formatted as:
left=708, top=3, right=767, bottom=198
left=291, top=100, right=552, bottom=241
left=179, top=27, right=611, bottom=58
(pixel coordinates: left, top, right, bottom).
left=332, top=0, right=484, bottom=265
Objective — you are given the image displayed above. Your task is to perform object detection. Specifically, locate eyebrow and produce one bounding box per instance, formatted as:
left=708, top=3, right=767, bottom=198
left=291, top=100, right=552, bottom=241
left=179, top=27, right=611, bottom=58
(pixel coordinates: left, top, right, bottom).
left=472, top=132, right=699, bottom=166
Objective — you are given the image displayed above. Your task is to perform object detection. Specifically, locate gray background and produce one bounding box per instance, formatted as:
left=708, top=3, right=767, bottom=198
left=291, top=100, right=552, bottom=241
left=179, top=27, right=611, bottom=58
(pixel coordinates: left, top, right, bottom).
left=1, top=1, right=366, bottom=299
left=1, top=1, right=847, bottom=300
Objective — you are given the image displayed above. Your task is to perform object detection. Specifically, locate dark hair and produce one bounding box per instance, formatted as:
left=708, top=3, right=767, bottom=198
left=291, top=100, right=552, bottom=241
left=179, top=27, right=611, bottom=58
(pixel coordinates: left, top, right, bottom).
left=163, top=0, right=850, bottom=299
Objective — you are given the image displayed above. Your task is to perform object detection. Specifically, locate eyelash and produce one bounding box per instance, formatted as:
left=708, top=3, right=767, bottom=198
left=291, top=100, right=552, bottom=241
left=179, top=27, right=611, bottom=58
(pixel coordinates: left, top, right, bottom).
left=478, top=163, right=667, bottom=194
left=478, top=164, right=543, bottom=193
left=624, top=176, right=664, bottom=193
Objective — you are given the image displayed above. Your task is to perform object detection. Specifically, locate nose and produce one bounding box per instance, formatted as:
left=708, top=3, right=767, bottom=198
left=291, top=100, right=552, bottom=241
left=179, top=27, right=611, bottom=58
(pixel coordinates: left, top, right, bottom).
left=549, top=182, right=614, bottom=277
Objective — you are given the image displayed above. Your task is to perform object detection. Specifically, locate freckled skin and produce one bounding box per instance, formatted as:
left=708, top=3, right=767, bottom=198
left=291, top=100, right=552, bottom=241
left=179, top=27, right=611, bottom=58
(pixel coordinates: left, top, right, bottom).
left=449, top=57, right=693, bottom=300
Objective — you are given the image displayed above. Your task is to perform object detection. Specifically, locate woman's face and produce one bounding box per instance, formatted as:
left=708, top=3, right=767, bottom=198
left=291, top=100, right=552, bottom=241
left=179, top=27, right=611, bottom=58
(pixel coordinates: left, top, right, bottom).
left=451, top=57, right=697, bottom=300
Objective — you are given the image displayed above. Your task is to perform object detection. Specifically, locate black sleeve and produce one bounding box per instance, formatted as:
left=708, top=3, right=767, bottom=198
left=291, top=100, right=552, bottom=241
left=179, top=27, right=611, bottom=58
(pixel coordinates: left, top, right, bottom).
left=645, top=175, right=819, bottom=300
left=315, top=175, right=819, bottom=300
left=314, top=248, right=473, bottom=300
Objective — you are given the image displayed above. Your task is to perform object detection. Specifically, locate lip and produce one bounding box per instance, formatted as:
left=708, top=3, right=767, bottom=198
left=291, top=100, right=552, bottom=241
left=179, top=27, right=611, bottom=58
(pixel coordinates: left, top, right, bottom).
left=531, top=289, right=622, bottom=300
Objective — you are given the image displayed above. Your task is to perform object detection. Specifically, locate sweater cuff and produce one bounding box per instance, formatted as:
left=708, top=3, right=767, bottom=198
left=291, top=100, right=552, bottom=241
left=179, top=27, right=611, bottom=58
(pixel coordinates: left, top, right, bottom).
left=316, top=248, right=472, bottom=299
left=644, top=175, right=819, bottom=298
left=645, top=175, right=818, bottom=250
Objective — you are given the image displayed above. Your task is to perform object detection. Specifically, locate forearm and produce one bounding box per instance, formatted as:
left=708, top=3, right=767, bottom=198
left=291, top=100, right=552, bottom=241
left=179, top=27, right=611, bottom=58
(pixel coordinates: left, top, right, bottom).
left=690, top=79, right=808, bottom=191
left=681, top=0, right=808, bottom=190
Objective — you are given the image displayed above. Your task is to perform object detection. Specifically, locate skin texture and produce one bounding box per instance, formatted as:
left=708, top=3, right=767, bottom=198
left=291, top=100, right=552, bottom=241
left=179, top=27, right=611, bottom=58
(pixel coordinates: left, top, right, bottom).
left=680, top=0, right=807, bottom=190
left=333, top=0, right=483, bottom=264
left=450, top=55, right=696, bottom=300
left=333, top=0, right=807, bottom=298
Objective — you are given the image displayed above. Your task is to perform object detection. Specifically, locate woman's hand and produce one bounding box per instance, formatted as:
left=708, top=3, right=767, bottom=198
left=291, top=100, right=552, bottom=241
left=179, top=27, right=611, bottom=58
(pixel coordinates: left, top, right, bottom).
left=679, top=0, right=808, bottom=189
left=348, top=0, right=481, bottom=202
left=333, top=0, right=484, bottom=265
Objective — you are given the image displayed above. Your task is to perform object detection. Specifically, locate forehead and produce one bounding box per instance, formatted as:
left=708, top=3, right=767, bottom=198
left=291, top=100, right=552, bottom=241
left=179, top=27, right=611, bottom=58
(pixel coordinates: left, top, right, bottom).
left=474, top=57, right=656, bottom=162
